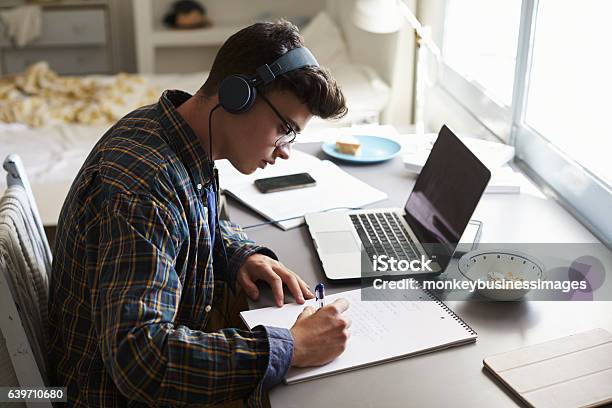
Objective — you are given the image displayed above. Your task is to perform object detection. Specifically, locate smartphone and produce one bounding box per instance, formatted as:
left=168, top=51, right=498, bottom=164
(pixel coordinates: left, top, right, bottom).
left=254, top=172, right=316, bottom=193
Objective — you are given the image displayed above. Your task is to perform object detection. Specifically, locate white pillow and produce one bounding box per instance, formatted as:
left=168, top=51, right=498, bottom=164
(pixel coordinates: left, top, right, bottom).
left=301, top=11, right=351, bottom=68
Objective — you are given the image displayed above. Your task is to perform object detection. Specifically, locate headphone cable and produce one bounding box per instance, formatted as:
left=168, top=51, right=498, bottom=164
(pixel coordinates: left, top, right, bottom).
left=208, top=103, right=222, bottom=170
left=207, top=103, right=229, bottom=270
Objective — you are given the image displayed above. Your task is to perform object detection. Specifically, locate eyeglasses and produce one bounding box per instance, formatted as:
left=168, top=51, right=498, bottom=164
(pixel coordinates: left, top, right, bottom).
left=258, top=92, right=298, bottom=148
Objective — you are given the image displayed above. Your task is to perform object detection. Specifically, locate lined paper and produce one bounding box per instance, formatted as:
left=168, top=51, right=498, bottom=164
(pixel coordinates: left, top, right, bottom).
left=241, top=287, right=477, bottom=383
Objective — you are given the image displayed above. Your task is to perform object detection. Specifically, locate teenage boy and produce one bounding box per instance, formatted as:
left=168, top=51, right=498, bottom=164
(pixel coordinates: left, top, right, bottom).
left=49, top=20, right=351, bottom=407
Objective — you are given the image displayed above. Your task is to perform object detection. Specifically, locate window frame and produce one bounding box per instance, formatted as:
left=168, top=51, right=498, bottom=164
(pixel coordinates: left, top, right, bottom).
left=435, top=0, right=612, bottom=243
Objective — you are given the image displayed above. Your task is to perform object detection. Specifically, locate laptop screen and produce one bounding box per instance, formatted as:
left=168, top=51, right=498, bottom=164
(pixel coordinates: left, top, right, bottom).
left=404, top=125, right=491, bottom=270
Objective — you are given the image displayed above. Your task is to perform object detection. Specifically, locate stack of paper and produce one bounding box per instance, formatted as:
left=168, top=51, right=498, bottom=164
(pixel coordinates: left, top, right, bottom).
left=216, top=151, right=388, bottom=230
left=402, top=132, right=515, bottom=173
left=486, top=166, right=530, bottom=194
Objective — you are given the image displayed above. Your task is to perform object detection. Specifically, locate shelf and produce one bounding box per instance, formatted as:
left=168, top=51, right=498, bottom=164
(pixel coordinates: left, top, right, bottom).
left=151, top=23, right=246, bottom=47
left=37, top=1, right=109, bottom=9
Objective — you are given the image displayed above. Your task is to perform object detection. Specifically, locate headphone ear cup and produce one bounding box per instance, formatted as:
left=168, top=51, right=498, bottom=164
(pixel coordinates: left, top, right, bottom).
left=218, top=75, right=257, bottom=114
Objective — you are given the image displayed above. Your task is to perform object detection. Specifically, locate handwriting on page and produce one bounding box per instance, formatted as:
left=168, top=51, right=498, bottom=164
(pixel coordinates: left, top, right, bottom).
left=348, top=300, right=420, bottom=343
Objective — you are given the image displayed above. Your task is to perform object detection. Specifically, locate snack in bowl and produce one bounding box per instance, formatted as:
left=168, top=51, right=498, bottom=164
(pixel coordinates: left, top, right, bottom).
left=487, top=270, right=526, bottom=283
left=335, top=136, right=361, bottom=155
left=458, top=249, right=544, bottom=301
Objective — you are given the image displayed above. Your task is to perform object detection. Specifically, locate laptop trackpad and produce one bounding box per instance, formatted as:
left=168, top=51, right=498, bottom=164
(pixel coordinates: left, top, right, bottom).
left=315, top=231, right=359, bottom=254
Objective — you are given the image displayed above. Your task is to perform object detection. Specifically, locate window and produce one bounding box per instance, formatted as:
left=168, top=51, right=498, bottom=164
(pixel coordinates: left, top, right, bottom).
left=443, top=0, right=522, bottom=107
left=525, top=0, right=612, bottom=186
left=437, top=0, right=612, bottom=242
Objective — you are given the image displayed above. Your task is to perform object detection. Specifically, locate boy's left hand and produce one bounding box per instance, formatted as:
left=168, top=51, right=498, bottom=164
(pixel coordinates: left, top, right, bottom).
left=237, top=253, right=314, bottom=307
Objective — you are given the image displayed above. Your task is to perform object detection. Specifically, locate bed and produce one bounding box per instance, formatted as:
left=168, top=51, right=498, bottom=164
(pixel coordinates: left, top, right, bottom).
left=0, top=12, right=391, bottom=225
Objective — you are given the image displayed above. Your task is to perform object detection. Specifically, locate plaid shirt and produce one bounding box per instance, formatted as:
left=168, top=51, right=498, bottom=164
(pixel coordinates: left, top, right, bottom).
left=48, top=90, right=293, bottom=407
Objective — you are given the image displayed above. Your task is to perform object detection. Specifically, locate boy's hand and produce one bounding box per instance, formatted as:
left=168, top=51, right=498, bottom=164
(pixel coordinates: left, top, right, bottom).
left=290, top=298, right=351, bottom=367
left=238, top=253, right=314, bottom=307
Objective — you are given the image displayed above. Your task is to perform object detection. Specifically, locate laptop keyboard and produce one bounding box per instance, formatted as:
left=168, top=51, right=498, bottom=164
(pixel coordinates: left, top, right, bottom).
left=350, top=212, right=419, bottom=260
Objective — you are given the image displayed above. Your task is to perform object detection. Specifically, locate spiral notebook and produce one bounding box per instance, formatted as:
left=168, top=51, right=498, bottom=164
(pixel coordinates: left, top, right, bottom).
left=240, top=285, right=477, bottom=384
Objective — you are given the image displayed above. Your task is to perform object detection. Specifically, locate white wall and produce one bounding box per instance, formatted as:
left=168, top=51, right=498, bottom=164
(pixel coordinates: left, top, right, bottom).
left=417, top=0, right=497, bottom=139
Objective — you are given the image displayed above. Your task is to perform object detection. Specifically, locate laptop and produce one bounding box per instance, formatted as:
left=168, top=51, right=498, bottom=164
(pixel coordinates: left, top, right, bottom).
left=304, top=125, right=491, bottom=280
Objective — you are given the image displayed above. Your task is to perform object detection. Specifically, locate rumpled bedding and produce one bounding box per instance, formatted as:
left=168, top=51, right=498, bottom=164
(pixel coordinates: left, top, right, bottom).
left=0, top=62, right=159, bottom=127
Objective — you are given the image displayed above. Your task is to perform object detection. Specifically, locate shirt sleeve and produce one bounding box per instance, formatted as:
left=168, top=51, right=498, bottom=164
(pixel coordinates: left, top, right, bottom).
left=93, top=192, right=292, bottom=407
left=215, top=219, right=278, bottom=288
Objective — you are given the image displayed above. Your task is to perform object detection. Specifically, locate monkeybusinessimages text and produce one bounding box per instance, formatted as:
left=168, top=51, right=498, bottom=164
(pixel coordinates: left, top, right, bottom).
left=370, top=255, right=587, bottom=293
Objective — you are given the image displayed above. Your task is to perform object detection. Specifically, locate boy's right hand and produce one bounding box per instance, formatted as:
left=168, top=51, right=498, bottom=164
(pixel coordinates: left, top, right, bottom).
left=289, top=298, right=351, bottom=367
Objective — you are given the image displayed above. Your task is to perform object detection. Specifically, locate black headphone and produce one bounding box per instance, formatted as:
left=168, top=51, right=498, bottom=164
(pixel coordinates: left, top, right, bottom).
left=217, top=47, right=319, bottom=114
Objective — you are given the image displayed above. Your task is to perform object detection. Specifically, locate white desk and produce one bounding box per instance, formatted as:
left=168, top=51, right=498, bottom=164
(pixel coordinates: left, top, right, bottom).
left=227, top=143, right=610, bottom=408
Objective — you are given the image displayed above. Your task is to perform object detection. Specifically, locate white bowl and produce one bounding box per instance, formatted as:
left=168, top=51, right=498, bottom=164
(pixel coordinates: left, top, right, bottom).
left=458, top=249, right=545, bottom=301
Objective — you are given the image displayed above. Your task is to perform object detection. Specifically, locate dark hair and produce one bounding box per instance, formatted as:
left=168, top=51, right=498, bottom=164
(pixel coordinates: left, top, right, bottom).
left=199, top=20, right=347, bottom=120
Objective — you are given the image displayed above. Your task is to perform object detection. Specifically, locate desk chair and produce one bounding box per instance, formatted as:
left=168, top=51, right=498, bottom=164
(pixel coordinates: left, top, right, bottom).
left=0, top=154, right=52, bottom=407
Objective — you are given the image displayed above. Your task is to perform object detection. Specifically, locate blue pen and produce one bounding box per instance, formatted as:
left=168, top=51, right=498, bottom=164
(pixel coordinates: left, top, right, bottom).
left=314, top=283, right=325, bottom=309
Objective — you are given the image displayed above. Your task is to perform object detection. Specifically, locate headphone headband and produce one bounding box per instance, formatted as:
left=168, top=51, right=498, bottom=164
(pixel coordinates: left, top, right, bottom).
left=255, top=47, right=319, bottom=85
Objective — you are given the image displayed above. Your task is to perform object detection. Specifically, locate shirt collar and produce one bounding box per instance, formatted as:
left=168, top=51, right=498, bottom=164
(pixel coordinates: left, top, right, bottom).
left=157, top=89, right=213, bottom=188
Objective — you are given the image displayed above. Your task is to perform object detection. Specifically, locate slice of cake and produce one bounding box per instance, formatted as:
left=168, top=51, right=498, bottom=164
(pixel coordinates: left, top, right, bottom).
left=335, top=136, right=361, bottom=155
